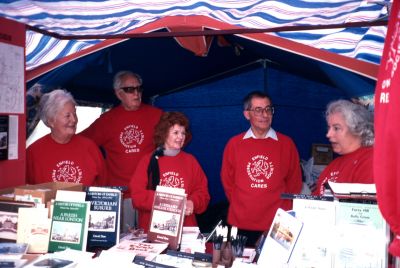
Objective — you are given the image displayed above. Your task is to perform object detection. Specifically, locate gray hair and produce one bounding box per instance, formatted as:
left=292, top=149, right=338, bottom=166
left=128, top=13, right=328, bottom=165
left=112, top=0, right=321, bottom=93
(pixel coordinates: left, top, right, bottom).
left=326, top=99, right=374, bottom=146
left=39, top=89, right=76, bottom=128
left=113, top=71, right=142, bottom=90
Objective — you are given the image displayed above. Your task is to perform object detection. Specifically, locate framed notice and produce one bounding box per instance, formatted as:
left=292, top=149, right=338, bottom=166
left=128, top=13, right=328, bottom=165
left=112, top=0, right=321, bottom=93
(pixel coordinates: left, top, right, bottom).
left=0, top=42, right=24, bottom=114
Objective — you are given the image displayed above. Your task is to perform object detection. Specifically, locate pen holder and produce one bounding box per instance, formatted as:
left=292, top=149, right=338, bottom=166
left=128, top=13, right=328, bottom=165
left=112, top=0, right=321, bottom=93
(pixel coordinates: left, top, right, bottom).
left=220, top=241, right=233, bottom=268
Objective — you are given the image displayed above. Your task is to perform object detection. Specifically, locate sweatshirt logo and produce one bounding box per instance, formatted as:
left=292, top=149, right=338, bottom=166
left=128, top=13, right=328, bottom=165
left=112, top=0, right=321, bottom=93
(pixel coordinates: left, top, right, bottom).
left=247, top=155, right=274, bottom=189
left=319, top=171, right=339, bottom=195
left=52, top=160, right=82, bottom=183
left=120, top=124, right=144, bottom=153
left=161, top=171, right=185, bottom=188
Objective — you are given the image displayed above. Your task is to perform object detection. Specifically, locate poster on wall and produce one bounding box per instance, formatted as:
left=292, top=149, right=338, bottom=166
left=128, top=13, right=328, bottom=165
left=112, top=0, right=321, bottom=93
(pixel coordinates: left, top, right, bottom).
left=0, top=42, right=24, bottom=114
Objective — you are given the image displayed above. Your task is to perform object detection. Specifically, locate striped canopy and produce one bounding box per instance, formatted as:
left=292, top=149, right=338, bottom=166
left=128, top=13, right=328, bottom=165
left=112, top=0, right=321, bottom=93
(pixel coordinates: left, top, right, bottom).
left=0, top=0, right=390, bottom=79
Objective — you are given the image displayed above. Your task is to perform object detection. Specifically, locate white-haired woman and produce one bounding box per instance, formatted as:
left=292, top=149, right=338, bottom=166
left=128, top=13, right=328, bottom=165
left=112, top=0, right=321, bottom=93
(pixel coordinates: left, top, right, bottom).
left=26, top=89, right=106, bottom=186
left=313, top=99, right=374, bottom=195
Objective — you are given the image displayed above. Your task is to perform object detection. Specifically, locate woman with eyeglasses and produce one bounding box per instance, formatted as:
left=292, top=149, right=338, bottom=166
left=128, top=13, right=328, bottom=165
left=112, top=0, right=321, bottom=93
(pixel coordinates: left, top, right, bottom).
left=130, top=111, right=210, bottom=233
left=80, top=70, right=163, bottom=232
left=26, top=89, right=106, bottom=186
left=221, top=90, right=302, bottom=247
left=312, top=99, right=374, bottom=196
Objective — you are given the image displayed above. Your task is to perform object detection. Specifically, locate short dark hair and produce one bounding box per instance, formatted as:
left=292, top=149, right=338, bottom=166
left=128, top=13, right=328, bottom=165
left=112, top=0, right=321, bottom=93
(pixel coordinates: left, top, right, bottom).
left=243, top=90, right=272, bottom=110
left=154, top=112, right=192, bottom=147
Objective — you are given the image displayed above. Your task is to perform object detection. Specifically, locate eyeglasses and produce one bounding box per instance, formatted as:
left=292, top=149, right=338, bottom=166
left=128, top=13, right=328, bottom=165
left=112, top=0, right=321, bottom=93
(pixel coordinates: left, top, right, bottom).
left=120, top=86, right=143, bottom=94
left=247, top=106, right=274, bottom=116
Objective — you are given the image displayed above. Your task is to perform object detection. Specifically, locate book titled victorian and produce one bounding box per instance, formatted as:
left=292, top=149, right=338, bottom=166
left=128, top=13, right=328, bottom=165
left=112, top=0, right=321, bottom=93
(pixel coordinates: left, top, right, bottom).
left=147, top=186, right=186, bottom=250
left=48, top=200, right=90, bottom=252
left=85, top=186, right=121, bottom=251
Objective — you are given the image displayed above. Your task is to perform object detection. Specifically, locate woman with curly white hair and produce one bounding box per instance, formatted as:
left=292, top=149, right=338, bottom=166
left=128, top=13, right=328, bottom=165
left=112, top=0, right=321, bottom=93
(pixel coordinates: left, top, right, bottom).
left=313, top=99, right=374, bottom=196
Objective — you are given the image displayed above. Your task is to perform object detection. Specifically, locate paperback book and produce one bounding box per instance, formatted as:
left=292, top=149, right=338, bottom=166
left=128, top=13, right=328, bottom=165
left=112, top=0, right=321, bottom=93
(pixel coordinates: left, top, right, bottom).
left=85, top=186, right=121, bottom=251
left=48, top=200, right=90, bottom=252
left=257, top=208, right=304, bottom=266
left=17, top=207, right=51, bottom=253
left=0, top=200, right=35, bottom=242
left=147, top=186, right=186, bottom=250
left=108, top=239, right=168, bottom=261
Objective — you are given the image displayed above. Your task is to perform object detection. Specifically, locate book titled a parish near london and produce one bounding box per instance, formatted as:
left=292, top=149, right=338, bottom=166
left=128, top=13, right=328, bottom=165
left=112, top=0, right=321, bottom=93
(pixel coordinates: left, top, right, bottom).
left=148, top=185, right=187, bottom=250
left=48, top=200, right=90, bottom=252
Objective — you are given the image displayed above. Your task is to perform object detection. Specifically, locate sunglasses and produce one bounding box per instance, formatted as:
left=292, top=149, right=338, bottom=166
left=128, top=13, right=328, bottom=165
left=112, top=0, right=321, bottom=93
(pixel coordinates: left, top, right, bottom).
left=120, top=86, right=143, bottom=94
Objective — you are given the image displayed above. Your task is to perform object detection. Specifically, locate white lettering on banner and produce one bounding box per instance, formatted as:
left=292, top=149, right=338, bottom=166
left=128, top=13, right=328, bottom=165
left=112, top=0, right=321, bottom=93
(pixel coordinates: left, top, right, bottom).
left=380, top=13, right=400, bottom=103
left=380, top=92, right=389, bottom=104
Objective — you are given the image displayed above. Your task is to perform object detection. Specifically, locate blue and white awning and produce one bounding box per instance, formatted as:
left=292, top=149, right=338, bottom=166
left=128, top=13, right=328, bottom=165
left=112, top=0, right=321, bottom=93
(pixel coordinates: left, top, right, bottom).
left=0, top=0, right=389, bottom=73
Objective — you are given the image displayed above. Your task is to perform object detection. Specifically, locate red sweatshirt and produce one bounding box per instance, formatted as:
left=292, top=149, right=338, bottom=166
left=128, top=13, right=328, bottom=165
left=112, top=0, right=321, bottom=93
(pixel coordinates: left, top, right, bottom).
left=81, top=104, right=162, bottom=193
left=221, top=132, right=302, bottom=231
left=26, top=134, right=106, bottom=186
left=130, top=151, right=210, bottom=233
left=313, top=146, right=374, bottom=196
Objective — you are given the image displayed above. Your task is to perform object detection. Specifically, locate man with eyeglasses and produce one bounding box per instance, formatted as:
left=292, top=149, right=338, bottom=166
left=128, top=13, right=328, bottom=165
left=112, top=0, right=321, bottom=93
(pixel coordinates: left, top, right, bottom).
left=221, top=90, right=302, bottom=247
left=81, top=70, right=163, bottom=233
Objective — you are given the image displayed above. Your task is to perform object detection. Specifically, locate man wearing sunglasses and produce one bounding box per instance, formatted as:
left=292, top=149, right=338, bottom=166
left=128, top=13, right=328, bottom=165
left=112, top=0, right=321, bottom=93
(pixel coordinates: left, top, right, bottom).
left=221, top=90, right=302, bottom=247
left=81, top=70, right=163, bottom=232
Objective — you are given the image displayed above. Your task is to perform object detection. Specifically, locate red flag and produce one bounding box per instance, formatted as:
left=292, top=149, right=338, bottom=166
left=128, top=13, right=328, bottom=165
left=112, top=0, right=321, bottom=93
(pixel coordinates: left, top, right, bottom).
left=374, top=0, right=400, bottom=257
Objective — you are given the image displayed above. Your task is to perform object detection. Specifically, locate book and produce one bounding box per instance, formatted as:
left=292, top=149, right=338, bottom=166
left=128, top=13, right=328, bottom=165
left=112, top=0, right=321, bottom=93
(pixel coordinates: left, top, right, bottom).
left=147, top=186, right=186, bottom=250
left=48, top=200, right=90, bottom=252
left=0, top=242, right=28, bottom=258
left=0, top=259, right=28, bottom=268
left=23, top=254, right=77, bottom=268
left=85, top=186, right=121, bottom=251
left=256, top=208, right=304, bottom=266
left=334, top=202, right=388, bottom=268
left=107, top=239, right=168, bottom=261
left=291, top=197, right=335, bottom=268
left=16, top=207, right=51, bottom=253
left=0, top=200, right=35, bottom=242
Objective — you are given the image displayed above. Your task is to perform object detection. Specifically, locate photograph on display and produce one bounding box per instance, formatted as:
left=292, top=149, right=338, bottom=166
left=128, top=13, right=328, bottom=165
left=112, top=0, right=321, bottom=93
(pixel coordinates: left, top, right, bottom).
left=257, top=208, right=304, bottom=266
left=0, top=212, right=17, bottom=240
left=88, top=211, right=116, bottom=232
left=149, top=210, right=180, bottom=236
left=50, top=221, right=81, bottom=244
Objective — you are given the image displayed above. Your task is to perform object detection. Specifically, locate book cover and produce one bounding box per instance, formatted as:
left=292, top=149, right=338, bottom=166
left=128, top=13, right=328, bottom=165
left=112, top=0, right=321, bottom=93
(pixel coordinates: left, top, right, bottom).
left=257, top=208, right=304, bottom=266
left=334, top=202, right=388, bottom=268
left=48, top=200, right=90, bottom=252
left=0, top=115, right=8, bottom=160
left=85, top=186, right=121, bottom=251
left=0, top=242, right=28, bottom=258
left=0, top=200, right=35, bottom=242
left=17, top=207, right=51, bottom=253
left=147, top=186, right=186, bottom=250
left=292, top=197, right=335, bottom=268
left=108, top=239, right=168, bottom=261
left=23, top=254, right=77, bottom=268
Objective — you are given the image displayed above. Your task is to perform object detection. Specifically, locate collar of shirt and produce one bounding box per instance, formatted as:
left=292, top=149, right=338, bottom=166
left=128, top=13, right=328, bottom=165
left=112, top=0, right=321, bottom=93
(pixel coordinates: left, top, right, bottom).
left=243, top=127, right=278, bottom=140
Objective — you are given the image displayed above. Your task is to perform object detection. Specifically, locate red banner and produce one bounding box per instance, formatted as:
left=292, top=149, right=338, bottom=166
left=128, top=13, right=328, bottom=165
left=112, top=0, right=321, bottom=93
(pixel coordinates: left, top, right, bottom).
left=374, top=0, right=400, bottom=257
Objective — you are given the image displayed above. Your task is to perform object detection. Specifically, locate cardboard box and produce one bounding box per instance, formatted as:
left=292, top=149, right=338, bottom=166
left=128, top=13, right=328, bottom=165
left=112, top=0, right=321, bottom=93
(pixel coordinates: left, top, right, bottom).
left=311, top=144, right=333, bottom=165
left=14, top=182, right=83, bottom=205
left=0, top=186, right=18, bottom=201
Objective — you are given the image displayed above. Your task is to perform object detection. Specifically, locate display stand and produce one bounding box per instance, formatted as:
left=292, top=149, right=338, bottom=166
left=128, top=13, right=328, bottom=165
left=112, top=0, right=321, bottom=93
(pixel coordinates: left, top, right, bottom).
left=289, top=194, right=389, bottom=268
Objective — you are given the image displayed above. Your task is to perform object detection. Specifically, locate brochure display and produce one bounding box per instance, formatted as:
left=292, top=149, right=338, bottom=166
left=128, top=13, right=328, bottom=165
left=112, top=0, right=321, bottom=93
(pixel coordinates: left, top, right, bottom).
left=291, top=194, right=389, bottom=268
